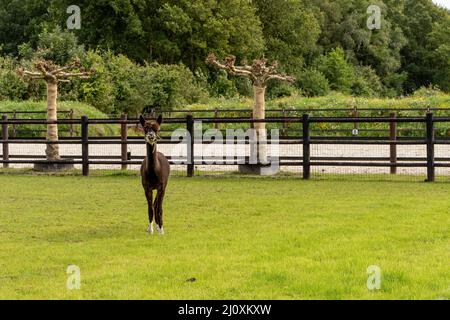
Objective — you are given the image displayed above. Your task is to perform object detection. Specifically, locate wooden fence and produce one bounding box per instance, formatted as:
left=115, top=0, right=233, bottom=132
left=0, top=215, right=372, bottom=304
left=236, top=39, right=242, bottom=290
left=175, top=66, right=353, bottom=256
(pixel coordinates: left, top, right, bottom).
left=1, top=113, right=450, bottom=181
left=0, top=109, right=75, bottom=137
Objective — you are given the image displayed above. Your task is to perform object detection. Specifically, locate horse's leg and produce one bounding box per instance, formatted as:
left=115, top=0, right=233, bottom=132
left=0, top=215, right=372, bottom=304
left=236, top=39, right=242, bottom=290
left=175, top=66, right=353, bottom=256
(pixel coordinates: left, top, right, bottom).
left=145, top=187, right=154, bottom=234
left=154, top=188, right=165, bottom=235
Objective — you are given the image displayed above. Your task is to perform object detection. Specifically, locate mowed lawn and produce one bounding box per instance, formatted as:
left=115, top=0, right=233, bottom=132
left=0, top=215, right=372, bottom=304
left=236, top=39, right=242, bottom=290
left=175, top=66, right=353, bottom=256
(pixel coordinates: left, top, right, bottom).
left=0, top=173, right=449, bottom=300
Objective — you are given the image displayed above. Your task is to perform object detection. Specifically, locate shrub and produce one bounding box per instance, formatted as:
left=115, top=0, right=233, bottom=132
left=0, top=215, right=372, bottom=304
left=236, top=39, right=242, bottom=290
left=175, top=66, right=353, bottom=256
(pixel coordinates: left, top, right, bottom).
left=19, top=26, right=85, bottom=66
left=209, top=70, right=239, bottom=98
left=351, top=66, right=383, bottom=97
left=70, top=50, right=116, bottom=114
left=234, top=77, right=253, bottom=97
left=71, top=51, right=208, bottom=116
left=413, top=85, right=444, bottom=97
left=0, top=56, right=28, bottom=100
left=266, top=82, right=295, bottom=99
left=314, top=48, right=355, bottom=93
left=136, top=63, right=208, bottom=114
left=382, top=72, right=408, bottom=98
left=295, top=68, right=330, bottom=97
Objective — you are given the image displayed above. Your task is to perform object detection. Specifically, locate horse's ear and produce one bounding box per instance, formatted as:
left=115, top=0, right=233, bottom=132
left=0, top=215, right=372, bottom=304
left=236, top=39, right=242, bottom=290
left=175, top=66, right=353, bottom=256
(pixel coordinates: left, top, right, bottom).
left=157, top=115, right=163, bottom=125
left=139, top=115, right=146, bottom=127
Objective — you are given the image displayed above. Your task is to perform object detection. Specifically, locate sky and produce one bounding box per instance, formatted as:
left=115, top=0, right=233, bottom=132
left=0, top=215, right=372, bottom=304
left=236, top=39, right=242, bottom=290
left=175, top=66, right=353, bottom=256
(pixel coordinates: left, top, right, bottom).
left=432, top=0, right=450, bottom=9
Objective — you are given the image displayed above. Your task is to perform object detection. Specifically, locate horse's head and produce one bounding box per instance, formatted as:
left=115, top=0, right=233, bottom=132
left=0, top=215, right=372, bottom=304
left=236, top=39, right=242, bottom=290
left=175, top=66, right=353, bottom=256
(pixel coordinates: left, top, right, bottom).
left=139, top=115, right=162, bottom=146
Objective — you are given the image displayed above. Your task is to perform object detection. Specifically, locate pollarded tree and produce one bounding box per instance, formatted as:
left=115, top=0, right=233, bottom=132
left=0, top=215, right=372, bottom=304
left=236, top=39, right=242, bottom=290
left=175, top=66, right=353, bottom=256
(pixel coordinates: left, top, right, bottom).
left=206, top=54, right=295, bottom=162
left=18, top=59, right=93, bottom=161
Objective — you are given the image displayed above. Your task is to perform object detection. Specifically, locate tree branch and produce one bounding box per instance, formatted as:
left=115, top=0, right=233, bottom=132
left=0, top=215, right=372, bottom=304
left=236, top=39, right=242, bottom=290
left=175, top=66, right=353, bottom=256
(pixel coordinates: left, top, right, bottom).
left=23, top=71, right=44, bottom=79
left=52, top=58, right=82, bottom=75
left=206, top=53, right=255, bottom=79
left=207, top=53, right=295, bottom=86
left=266, top=74, right=296, bottom=83
left=18, top=59, right=94, bottom=83
left=57, top=71, right=92, bottom=79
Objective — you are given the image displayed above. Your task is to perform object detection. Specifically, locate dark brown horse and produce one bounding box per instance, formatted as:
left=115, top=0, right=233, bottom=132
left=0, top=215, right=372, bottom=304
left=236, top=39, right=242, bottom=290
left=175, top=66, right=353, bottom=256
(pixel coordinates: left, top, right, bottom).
left=140, top=115, right=170, bottom=235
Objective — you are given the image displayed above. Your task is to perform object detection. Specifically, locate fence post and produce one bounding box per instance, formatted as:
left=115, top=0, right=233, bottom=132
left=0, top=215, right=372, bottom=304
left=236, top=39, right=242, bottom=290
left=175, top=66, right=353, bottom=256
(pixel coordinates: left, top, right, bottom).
left=282, top=107, right=287, bottom=136
left=69, top=109, right=74, bottom=137
left=353, top=107, right=358, bottom=132
left=426, top=112, right=435, bottom=182
left=2, top=115, right=9, bottom=168
left=389, top=112, right=397, bottom=174
left=214, top=108, right=219, bottom=130
left=12, top=110, right=17, bottom=138
left=121, top=113, right=128, bottom=170
left=81, top=116, right=89, bottom=176
left=302, top=114, right=310, bottom=180
left=186, top=114, right=194, bottom=177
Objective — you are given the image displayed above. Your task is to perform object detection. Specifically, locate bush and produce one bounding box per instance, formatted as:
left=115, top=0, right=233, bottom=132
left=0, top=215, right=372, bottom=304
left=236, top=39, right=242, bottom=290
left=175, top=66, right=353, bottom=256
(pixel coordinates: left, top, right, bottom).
left=234, top=77, right=253, bottom=97
left=66, top=50, right=116, bottom=114
left=208, top=70, right=239, bottom=98
left=19, top=26, right=85, bottom=66
left=0, top=56, right=28, bottom=100
left=413, top=85, right=444, bottom=98
left=314, top=48, right=355, bottom=93
left=69, top=51, right=208, bottom=115
left=351, top=66, right=383, bottom=97
left=295, top=68, right=330, bottom=97
left=136, top=63, right=208, bottom=114
left=382, top=72, right=408, bottom=98
left=266, top=82, right=295, bottom=99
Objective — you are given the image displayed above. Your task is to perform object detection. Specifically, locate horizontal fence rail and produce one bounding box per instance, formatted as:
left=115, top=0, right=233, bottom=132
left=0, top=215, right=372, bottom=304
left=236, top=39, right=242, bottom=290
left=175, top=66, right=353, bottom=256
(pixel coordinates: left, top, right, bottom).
left=1, top=112, right=450, bottom=181
left=147, top=107, right=450, bottom=115
left=0, top=109, right=75, bottom=138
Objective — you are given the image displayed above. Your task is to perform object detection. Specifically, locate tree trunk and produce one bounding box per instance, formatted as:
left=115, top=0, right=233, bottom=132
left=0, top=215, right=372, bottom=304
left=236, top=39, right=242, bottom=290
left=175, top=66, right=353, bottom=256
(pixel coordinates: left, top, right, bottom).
left=253, top=85, right=267, bottom=163
left=46, top=80, right=60, bottom=160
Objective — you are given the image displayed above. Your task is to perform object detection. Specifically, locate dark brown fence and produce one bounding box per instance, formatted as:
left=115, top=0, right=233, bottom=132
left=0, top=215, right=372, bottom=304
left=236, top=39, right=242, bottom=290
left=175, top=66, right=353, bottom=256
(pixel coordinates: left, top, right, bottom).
left=1, top=113, right=450, bottom=181
left=0, top=109, right=75, bottom=137
left=145, top=107, right=450, bottom=137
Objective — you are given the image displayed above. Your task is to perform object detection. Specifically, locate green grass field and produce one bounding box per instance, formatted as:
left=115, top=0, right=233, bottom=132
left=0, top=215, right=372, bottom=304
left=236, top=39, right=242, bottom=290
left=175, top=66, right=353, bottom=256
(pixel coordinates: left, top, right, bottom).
left=0, top=172, right=449, bottom=300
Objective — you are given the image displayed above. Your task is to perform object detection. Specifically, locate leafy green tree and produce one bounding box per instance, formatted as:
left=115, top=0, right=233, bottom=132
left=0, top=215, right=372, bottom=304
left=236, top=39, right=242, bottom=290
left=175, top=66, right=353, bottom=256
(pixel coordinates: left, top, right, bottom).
left=253, top=0, right=320, bottom=73
left=148, top=0, right=265, bottom=69
left=314, top=48, right=355, bottom=93
left=427, top=11, right=450, bottom=91
left=401, top=0, right=436, bottom=92
left=352, top=66, right=383, bottom=97
left=51, top=0, right=148, bottom=62
left=0, top=56, right=28, bottom=100
left=0, top=0, right=50, bottom=56
left=397, top=0, right=450, bottom=92
left=310, top=0, right=406, bottom=93
left=19, top=26, right=85, bottom=66
left=0, top=0, right=449, bottom=99
left=50, top=0, right=264, bottom=70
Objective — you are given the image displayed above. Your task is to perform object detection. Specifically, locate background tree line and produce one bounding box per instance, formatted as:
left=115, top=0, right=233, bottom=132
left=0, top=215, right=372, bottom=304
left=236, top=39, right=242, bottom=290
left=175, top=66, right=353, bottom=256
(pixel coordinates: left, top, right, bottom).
left=0, top=0, right=449, bottom=115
